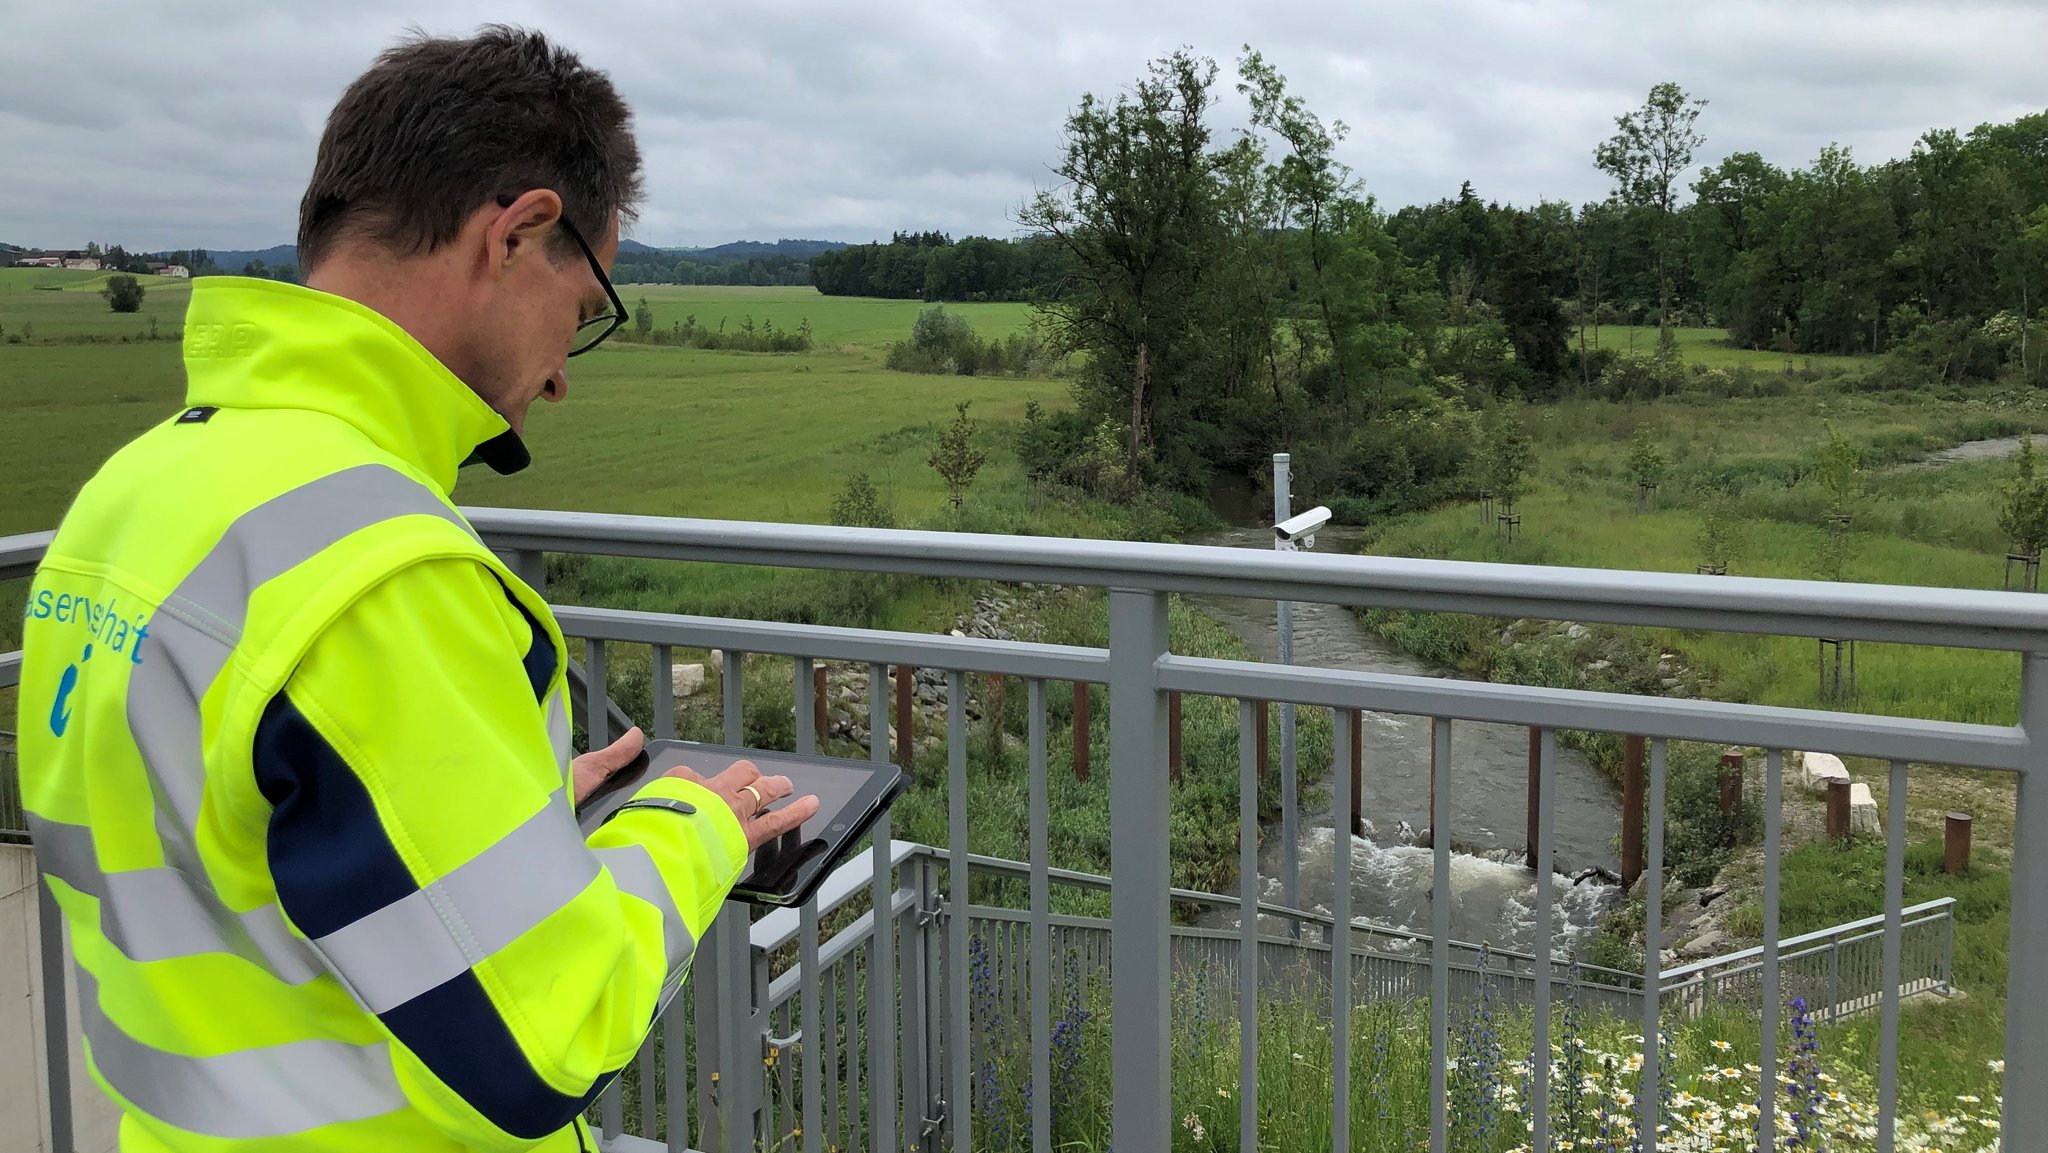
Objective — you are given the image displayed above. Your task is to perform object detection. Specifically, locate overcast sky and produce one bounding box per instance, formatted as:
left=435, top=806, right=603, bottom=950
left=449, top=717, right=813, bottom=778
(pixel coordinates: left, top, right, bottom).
left=3, top=1, right=2044, bottom=252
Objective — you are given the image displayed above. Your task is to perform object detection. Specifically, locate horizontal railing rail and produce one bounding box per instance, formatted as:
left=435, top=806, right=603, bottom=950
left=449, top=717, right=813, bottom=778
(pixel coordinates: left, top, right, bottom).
left=5, top=510, right=2042, bottom=1153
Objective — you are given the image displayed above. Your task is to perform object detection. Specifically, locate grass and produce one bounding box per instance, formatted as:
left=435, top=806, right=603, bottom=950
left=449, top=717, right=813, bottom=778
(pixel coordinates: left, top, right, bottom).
left=1577, top=323, right=1869, bottom=371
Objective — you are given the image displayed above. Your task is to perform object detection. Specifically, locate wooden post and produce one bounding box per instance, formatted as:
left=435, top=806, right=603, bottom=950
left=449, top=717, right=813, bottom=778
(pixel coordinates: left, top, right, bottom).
left=987, top=674, right=1006, bottom=759
left=1718, top=748, right=1745, bottom=821
left=1826, top=778, right=1851, bottom=841
left=813, top=663, right=829, bottom=741
left=1072, top=681, right=1090, bottom=781
left=1168, top=691, right=1183, bottom=784
left=1254, top=699, right=1269, bottom=781
left=1945, top=812, right=1974, bottom=874
left=1525, top=727, right=1541, bottom=872
left=1350, top=709, right=1364, bottom=838
left=895, top=664, right=915, bottom=770
left=1622, top=735, right=1645, bottom=888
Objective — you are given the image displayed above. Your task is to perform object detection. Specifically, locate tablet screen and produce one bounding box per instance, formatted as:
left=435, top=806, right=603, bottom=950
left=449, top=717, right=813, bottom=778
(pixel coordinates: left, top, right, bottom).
left=642, top=744, right=876, bottom=845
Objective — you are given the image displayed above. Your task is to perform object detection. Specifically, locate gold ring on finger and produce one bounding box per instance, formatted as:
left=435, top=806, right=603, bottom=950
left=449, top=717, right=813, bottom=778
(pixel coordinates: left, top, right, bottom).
left=739, top=784, right=767, bottom=814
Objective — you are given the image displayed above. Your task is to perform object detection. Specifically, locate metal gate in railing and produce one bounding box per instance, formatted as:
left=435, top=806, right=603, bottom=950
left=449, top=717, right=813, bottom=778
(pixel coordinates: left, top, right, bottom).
left=4, top=512, right=2040, bottom=1153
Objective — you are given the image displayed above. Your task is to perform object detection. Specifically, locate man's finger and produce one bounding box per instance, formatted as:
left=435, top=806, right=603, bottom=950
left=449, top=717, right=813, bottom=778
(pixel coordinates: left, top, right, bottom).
left=748, top=795, right=820, bottom=846
left=585, top=726, right=645, bottom=773
left=706, top=760, right=762, bottom=790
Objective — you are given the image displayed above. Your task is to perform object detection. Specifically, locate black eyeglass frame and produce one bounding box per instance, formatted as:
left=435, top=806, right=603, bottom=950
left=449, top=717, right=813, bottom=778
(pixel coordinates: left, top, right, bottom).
left=496, top=194, right=626, bottom=357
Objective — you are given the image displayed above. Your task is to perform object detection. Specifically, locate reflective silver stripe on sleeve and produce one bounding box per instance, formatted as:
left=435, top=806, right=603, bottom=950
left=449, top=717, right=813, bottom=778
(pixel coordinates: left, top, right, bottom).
left=29, top=816, right=325, bottom=984
left=545, top=687, right=572, bottom=775
left=592, top=844, right=696, bottom=976
left=77, top=966, right=406, bottom=1138
left=312, top=791, right=599, bottom=1014
left=85, top=465, right=473, bottom=981
left=129, top=463, right=475, bottom=861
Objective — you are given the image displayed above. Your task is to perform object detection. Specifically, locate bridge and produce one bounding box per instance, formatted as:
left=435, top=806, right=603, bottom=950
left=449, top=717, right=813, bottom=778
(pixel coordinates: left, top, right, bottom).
left=1, top=510, right=2035, bottom=1152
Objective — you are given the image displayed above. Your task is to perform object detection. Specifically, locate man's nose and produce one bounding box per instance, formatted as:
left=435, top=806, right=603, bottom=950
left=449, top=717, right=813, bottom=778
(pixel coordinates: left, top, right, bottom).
left=543, top=368, right=568, bottom=403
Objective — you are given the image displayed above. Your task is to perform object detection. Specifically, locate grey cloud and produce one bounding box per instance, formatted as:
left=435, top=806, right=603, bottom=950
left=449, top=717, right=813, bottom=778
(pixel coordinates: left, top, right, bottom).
left=2, top=0, right=2043, bottom=250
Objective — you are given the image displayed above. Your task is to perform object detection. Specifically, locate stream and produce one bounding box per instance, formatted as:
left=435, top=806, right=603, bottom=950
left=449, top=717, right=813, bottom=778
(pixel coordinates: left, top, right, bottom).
left=1182, top=522, right=1622, bottom=956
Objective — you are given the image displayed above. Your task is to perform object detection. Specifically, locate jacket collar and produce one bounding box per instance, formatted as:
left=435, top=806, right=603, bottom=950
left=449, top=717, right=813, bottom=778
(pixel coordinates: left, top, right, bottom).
left=180, top=276, right=526, bottom=495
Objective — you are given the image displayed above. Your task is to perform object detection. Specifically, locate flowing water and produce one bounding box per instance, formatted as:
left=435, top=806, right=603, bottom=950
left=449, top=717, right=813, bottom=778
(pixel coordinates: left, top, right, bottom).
left=1184, top=523, right=1621, bottom=955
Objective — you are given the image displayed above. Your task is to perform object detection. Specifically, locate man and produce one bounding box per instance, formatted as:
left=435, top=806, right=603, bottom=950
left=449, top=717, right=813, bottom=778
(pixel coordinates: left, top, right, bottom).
left=17, top=26, right=817, bottom=1152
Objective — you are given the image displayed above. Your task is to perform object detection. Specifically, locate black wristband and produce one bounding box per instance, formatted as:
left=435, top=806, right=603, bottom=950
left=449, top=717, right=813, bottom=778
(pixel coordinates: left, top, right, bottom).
left=602, top=796, right=700, bottom=825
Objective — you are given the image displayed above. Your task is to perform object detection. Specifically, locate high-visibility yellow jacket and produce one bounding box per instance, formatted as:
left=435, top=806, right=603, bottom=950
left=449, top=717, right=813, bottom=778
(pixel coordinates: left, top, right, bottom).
left=17, top=276, right=748, bottom=1152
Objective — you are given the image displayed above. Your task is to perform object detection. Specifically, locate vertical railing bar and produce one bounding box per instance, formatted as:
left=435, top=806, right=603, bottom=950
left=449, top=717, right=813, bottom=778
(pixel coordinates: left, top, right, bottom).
left=800, top=895, right=823, bottom=1153
left=1330, top=706, right=1352, bottom=1153
left=1532, top=729, right=1555, bottom=1153
left=601, top=1072, right=624, bottom=1141
left=637, top=1025, right=656, bottom=1138
left=652, top=643, right=675, bottom=741
left=821, top=958, right=841, bottom=1153
left=586, top=639, right=609, bottom=751
left=1642, top=737, right=1667, bottom=1153
left=1238, top=698, right=1260, bottom=1153
left=1107, top=589, right=1173, bottom=1153
left=846, top=940, right=864, bottom=1153
left=1030, top=680, right=1053, bottom=1153
left=869, top=684, right=900, bottom=1153
left=665, top=974, right=690, bottom=1147
left=796, top=656, right=817, bottom=755
left=1430, top=717, right=1451, bottom=1153
left=2005, top=654, right=2048, bottom=1143
left=1761, top=748, right=1784, bottom=1150
left=39, top=884, right=73, bottom=1153
left=947, top=670, right=971, bottom=1153
left=1878, top=758, right=1908, bottom=1153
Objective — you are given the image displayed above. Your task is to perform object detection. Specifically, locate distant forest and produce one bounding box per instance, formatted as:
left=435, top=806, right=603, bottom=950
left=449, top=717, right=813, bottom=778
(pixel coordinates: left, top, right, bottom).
left=810, top=232, right=1071, bottom=301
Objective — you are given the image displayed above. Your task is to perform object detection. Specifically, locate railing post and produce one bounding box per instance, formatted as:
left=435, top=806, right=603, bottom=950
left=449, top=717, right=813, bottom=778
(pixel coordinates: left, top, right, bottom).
left=1827, top=778, right=1850, bottom=841
left=1108, top=588, right=1171, bottom=1153
left=1525, top=727, right=1540, bottom=871
left=1169, top=691, right=1183, bottom=784
left=1254, top=698, right=1269, bottom=780
left=1622, top=735, right=1645, bottom=888
left=895, top=665, right=915, bottom=771
left=2006, top=652, right=2048, bottom=1141
left=38, top=883, right=73, bottom=1153
left=1072, top=681, right=1091, bottom=781
left=1946, top=811, right=1973, bottom=874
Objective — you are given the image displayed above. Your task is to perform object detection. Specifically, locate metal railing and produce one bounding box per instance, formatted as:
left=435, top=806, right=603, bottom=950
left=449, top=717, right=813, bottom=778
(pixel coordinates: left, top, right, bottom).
left=3, top=510, right=2041, bottom=1153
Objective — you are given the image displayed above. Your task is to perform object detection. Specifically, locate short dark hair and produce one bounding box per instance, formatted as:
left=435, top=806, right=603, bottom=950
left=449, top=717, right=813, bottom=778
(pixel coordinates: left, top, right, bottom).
left=297, top=25, right=643, bottom=271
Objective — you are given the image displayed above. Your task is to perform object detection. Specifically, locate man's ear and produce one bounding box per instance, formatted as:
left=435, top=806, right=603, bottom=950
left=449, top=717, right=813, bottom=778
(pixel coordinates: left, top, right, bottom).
left=484, top=190, right=564, bottom=278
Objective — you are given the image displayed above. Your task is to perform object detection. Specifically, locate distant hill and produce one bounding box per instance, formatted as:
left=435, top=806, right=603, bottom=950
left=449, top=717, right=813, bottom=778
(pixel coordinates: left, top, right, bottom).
left=619, top=238, right=850, bottom=260
left=152, top=245, right=299, bottom=271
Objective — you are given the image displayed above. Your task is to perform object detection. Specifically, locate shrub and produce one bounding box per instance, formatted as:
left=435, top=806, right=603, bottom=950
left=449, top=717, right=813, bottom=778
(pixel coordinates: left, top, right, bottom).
left=101, top=274, right=145, bottom=313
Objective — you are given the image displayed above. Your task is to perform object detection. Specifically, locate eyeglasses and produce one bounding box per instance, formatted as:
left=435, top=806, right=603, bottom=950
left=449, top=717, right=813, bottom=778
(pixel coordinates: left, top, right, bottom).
left=497, top=195, right=625, bottom=357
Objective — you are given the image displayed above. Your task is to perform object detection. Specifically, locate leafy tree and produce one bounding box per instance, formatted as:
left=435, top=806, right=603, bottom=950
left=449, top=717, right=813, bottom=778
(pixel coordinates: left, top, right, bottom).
left=1999, top=435, right=2048, bottom=558
left=1494, top=211, right=1570, bottom=388
left=829, top=471, right=896, bottom=530
left=1019, top=49, right=1224, bottom=483
left=101, top=274, right=145, bottom=313
left=1816, top=424, right=1863, bottom=519
left=1695, top=488, right=1740, bottom=574
left=1625, top=427, right=1667, bottom=508
left=1595, top=83, right=1707, bottom=366
left=1483, top=400, right=1533, bottom=517
left=929, top=401, right=989, bottom=509
left=634, top=296, right=654, bottom=339
left=242, top=259, right=268, bottom=278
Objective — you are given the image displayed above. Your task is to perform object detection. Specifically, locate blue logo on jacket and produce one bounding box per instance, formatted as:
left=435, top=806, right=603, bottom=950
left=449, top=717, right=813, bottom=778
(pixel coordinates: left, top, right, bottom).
left=49, top=643, right=90, bottom=737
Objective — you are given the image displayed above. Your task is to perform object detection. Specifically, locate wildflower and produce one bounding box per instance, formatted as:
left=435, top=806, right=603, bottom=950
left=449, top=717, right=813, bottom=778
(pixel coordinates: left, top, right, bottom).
left=1990, top=1059, right=2007, bottom=1073
left=1217, top=1087, right=1230, bottom=1098
left=1959, top=1094, right=1982, bottom=1104
left=1181, top=1113, right=1205, bottom=1142
left=1711, top=1039, right=1732, bottom=1052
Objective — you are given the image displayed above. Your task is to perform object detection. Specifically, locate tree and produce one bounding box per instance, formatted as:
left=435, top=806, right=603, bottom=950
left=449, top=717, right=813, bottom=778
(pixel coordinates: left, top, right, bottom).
left=101, top=274, right=145, bottom=313
left=1494, top=211, right=1570, bottom=388
left=1596, top=83, right=1707, bottom=366
left=1999, top=435, right=2048, bottom=560
left=1018, top=49, right=1224, bottom=483
left=1625, top=427, right=1667, bottom=510
left=1695, top=489, right=1740, bottom=574
left=634, top=296, right=654, bottom=339
left=829, top=471, right=896, bottom=530
left=929, top=401, right=989, bottom=509
left=1484, top=400, right=1533, bottom=519
left=1811, top=425, right=1861, bottom=582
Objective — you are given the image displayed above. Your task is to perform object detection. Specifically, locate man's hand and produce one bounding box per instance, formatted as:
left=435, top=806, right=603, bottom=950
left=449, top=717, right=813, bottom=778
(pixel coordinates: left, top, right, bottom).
left=573, top=725, right=821, bottom=852
left=572, top=725, right=648, bottom=806
left=665, top=760, right=819, bottom=852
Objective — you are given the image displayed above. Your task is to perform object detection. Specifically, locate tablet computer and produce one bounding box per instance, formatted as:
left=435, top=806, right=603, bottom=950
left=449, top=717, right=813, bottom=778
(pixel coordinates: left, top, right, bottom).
left=576, top=739, right=907, bottom=908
